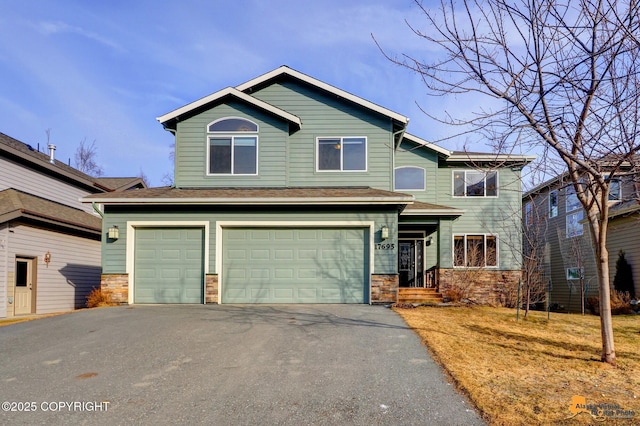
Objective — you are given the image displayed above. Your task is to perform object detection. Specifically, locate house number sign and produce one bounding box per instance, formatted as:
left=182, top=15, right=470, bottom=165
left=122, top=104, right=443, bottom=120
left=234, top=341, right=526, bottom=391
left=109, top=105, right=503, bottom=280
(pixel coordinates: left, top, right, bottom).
left=375, top=243, right=395, bottom=250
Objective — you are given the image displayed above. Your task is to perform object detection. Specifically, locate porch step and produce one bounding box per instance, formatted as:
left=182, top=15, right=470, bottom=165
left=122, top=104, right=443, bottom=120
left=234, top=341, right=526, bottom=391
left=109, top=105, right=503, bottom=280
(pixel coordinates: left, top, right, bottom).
left=397, top=288, right=444, bottom=304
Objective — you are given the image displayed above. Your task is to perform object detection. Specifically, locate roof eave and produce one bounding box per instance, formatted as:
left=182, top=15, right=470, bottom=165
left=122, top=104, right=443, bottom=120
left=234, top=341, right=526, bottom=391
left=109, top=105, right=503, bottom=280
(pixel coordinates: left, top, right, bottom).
left=81, top=196, right=414, bottom=205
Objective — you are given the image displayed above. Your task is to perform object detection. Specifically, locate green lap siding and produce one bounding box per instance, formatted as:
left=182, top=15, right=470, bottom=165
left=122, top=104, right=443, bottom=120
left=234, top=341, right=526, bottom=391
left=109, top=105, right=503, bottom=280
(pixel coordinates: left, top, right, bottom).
left=222, top=227, right=369, bottom=303
left=134, top=228, right=204, bottom=303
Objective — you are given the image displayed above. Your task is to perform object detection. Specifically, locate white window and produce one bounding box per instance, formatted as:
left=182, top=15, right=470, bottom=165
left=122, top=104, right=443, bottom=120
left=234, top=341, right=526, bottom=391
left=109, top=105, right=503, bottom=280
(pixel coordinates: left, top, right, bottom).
left=566, top=267, right=583, bottom=280
left=566, top=210, right=584, bottom=237
left=608, top=178, right=621, bottom=201
left=453, top=170, right=498, bottom=197
left=453, top=234, right=498, bottom=267
left=207, top=118, right=258, bottom=175
left=317, top=137, right=367, bottom=171
left=549, top=190, right=558, bottom=218
left=395, top=166, right=426, bottom=190
left=565, top=186, right=581, bottom=212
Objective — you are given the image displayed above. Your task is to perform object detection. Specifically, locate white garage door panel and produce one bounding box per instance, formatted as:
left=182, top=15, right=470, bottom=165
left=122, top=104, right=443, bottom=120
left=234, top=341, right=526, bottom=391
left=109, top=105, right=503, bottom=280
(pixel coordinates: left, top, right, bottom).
left=134, top=228, right=204, bottom=304
left=222, top=227, right=368, bottom=304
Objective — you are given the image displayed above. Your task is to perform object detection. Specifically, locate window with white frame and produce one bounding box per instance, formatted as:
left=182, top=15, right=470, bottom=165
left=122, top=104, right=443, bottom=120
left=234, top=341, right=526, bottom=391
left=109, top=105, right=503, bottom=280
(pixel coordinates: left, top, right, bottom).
left=566, top=267, right=583, bottom=280
left=608, top=178, right=622, bottom=201
left=565, top=186, right=581, bottom=212
left=207, top=117, right=258, bottom=175
left=566, top=210, right=584, bottom=237
left=317, top=137, right=366, bottom=171
left=394, top=166, right=426, bottom=190
left=549, top=190, right=558, bottom=218
left=453, top=234, right=498, bottom=267
left=453, top=170, right=498, bottom=197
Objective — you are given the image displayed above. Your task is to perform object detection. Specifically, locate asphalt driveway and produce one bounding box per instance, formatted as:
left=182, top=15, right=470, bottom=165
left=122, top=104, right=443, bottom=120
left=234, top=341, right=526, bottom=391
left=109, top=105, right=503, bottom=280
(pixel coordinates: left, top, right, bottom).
left=0, top=305, right=485, bottom=425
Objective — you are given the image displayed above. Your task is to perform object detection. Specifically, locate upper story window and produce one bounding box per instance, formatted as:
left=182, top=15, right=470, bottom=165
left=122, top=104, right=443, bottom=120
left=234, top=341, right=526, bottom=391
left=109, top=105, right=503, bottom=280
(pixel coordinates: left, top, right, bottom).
left=608, top=178, right=621, bottom=202
left=394, top=166, right=426, bottom=191
left=317, top=137, right=367, bottom=171
left=524, top=202, right=533, bottom=226
left=549, top=190, right=558, bottom=218
left=207, top=117, right=258, bottom=175
left=453, top=170, right=498, bottom=197
left=565, top=185, right=581, bottom=212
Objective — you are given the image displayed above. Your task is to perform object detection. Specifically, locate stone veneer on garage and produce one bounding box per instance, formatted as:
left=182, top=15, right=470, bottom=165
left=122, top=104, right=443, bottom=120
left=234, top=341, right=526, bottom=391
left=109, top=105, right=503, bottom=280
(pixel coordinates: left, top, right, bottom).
left=205, top=274, right=218, bottom=304
left=100, top=274, right=129, bottom=304
left=370, top=274, right=399, bottom=304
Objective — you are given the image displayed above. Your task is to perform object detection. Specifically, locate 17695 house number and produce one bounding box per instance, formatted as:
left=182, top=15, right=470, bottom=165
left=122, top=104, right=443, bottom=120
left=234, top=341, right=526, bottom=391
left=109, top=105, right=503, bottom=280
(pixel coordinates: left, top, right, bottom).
left=375, top=243, right=395, bottom=250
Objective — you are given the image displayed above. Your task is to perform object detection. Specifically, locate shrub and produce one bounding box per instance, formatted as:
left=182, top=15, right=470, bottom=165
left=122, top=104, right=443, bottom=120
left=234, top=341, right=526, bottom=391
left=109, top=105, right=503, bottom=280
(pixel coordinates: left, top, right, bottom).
left=86, top=287, right=115, bottom=308
left=586, top=290, right=633, bottom=316
left=613, top=250, right=635, bottom=299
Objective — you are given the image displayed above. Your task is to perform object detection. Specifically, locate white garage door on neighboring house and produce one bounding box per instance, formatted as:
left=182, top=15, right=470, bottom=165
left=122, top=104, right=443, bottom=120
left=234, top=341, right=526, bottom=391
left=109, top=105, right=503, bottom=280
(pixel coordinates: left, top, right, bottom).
left=134, top=228, right=204, bottom=304
left=222, top=228, right=369, bottom=303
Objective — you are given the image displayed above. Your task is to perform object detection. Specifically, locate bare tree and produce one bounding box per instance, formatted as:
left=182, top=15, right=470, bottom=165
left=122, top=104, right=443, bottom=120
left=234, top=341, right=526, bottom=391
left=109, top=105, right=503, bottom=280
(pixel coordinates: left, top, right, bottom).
left=379, top=0, right=640, bottom=364
left=74, top=138, right=104, bottom=177
left=519, top=195, right=549, bottom=317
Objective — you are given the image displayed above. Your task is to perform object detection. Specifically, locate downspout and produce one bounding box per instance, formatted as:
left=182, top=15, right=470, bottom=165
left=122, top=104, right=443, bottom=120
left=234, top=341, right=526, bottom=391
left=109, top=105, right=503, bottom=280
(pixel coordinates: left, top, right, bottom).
left=92, top=202, right=104, bottom=218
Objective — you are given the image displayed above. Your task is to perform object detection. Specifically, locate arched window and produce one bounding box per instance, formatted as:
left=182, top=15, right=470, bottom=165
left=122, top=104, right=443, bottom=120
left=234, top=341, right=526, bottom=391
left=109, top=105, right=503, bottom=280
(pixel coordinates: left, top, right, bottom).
left=207, top=117, right=258, bottom=175
left=394, top=166, right=426, bottom=190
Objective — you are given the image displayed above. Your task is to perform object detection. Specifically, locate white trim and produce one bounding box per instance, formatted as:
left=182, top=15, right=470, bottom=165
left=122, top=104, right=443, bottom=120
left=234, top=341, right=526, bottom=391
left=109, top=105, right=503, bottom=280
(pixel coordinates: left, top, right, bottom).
left=84, top=196, right=414, bottom=205
left=157, top=87, right=302, bottom=126
left=216, top=221, right=375, bottom=305
left=402, top=133, right=451, bottom=156
left=394, top=166, right=426, bottom=191
left=548, top=189, right=558, bottom=218
left=235, top=66, right=409, bottom=125
left=315, top=136, right=368, bottom=172
left=401, top=208, right=465, bottom=216
left=126, top=221, right=210, bottom=305
left=447, top=152, right=536, bottom=163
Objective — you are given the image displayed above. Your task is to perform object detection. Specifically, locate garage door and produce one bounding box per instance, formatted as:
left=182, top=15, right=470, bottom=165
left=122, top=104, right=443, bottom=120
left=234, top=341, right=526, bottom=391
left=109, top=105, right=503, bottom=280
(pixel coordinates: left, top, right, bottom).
left=134, top=228, right=204, bottom=303
left=222, top=228, right=369, bottom=303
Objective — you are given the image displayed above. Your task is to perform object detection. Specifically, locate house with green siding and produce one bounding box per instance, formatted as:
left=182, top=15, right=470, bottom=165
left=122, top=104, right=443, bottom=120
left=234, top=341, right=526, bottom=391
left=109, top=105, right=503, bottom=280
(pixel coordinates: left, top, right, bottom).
left=84, top=66, right=534, bottom=305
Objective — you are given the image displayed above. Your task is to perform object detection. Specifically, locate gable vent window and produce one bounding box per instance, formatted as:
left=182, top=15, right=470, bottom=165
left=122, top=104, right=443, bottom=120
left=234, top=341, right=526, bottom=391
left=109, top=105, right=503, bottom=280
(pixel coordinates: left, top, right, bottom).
left=395, top=166, right=426, bottom=191
left=207, top=117, right=258, bottom=175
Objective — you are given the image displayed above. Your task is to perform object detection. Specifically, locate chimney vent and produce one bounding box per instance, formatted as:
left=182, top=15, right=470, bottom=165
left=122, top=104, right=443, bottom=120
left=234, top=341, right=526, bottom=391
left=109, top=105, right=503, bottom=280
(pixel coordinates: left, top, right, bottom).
left=48, top=144, right=56, bottom=164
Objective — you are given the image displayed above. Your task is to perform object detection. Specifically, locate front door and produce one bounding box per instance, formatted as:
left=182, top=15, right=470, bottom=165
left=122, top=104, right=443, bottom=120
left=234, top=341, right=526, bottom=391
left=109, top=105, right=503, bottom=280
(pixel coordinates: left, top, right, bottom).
left=398, top=239, right=424, bottom=287
left=14, top=257, right=34, bottom=315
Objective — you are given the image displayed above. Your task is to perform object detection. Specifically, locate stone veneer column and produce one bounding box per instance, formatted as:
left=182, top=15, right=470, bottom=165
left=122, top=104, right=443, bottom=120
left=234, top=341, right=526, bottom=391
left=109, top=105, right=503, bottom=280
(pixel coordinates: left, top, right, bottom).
left=205, top=274, right=219, bottom=304
left=100, top=274, right=129, bottom=304
left=370, top=274, right=399, bottom=304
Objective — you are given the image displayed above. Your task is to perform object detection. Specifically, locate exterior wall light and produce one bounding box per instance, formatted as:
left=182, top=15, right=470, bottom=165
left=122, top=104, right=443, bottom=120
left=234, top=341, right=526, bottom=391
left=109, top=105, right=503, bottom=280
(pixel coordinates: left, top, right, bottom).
left=44, top=251, right=51, bottom=267
left=381, top=225, right=389, bottom=240
left=108, top=225, right=119, bottom=240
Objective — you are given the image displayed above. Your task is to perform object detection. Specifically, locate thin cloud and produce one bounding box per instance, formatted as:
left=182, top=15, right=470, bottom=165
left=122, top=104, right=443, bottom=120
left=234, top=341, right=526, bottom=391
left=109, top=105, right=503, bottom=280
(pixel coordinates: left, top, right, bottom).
left=35, top=20, right=124, bottom=52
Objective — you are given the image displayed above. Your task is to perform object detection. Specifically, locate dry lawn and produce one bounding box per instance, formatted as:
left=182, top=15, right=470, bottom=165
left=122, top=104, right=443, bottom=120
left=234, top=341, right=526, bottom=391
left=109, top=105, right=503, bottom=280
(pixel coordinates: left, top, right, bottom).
left=394, top=306, right=640, bottom=425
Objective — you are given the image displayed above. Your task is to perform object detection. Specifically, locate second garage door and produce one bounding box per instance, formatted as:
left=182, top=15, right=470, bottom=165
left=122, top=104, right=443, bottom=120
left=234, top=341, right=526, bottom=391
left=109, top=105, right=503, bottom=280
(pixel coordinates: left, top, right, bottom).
left=222, top=228, right=369, bottom=303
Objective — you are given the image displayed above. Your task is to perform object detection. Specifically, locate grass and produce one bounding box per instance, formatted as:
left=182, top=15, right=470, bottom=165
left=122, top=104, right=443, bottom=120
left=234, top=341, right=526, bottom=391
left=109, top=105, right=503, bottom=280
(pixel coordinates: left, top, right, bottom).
left=394, top=306, right=640, bottom=425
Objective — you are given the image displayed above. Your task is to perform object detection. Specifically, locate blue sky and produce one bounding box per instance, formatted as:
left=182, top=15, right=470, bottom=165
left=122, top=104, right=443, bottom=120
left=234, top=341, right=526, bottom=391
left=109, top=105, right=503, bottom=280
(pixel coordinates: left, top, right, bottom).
left=0, top=0, right=480, bottom=186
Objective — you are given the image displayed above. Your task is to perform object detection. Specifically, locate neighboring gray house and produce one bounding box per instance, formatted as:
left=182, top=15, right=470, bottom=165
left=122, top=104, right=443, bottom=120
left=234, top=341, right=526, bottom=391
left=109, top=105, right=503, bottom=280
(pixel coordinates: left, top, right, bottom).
left=523, top=170, right=640, bottom=312
left=86, top=66, right=534, bottom=306
left=0, top=132, right=145, bottom=318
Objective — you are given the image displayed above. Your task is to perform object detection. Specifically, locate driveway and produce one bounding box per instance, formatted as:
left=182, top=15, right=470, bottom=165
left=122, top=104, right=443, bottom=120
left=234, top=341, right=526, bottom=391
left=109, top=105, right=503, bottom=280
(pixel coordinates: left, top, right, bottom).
left=0, top=305, right=485, bottom=425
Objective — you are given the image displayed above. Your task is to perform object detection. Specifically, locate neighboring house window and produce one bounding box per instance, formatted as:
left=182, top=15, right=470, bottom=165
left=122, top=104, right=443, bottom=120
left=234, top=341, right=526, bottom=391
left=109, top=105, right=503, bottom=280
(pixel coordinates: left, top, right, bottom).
left=565, top=186, right=581, bottom=212
left=317, top=137, right=367, bottom=171
left=566, top=210, right=584, bottom=237
left=395, top=166, right=426, bottom=190
left=453, top=234, right=498, bottom=267
left=566, top=267, right=583, bottom=280
left=549, top=190, right=558, bottom=218
left=525, top=202, right=533, bottom=226
left=207, top=117, right=258, bottom=175
left=608, top=178, right=621, bottom=201
left=453, top=170, right=498, bottom=197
